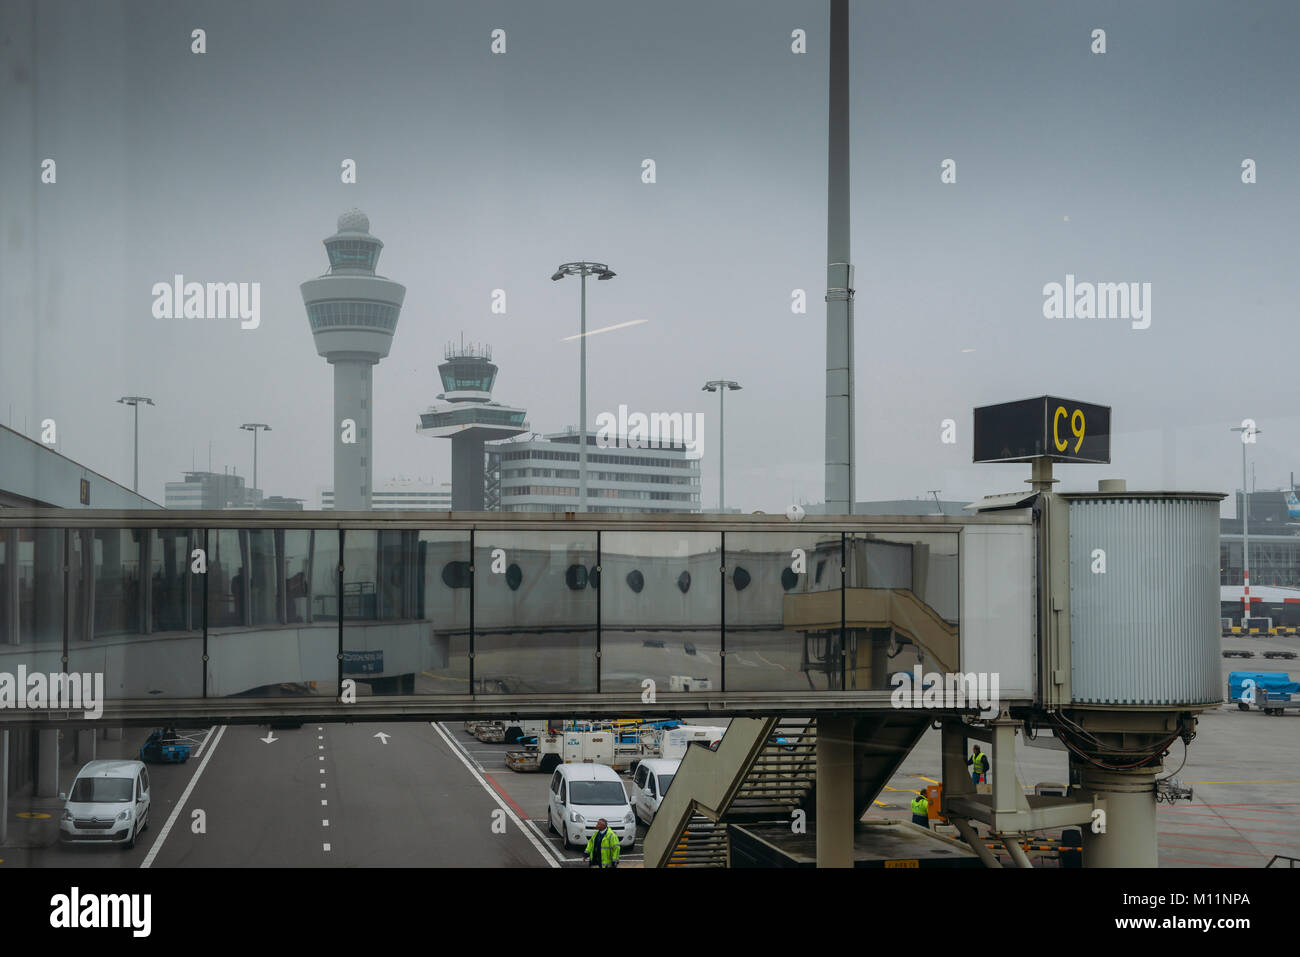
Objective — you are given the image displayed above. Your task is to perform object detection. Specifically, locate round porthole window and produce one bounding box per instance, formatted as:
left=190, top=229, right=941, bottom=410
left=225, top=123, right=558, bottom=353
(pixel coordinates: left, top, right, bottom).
left=677, top=571, right=691, bottom=594
left=733, top=567, right=751, bottom=591
left=506, top=563, right=522, bottom=590
left=781, top=568, right=799, bottom=591
left=627, top=570, right=645, bottom=593
left=441, top=561, right=472, bottom=589
left=565, top=564, right=588, bottom=590
left=589, top=566, right=600, bottom=589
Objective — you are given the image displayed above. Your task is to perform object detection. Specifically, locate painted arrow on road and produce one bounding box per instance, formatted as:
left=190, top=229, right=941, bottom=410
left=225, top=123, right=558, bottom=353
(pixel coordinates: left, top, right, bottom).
left=261, top=732, right=277, bottom=744
left=374, top=731, right=390, bottom=744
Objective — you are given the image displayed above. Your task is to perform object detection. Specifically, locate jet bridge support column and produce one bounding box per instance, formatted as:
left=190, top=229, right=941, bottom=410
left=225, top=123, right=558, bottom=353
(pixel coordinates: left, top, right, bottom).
left=1078, top=765, right=1159, bottom=868
left=816, top=715, right=854, bottom=867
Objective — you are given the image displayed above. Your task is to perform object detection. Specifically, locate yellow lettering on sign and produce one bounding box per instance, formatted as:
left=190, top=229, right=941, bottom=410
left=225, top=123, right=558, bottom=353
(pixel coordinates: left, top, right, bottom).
left=1054, top=405, right=1087, bottom=454
left=885, top=859, right=919, bottom=868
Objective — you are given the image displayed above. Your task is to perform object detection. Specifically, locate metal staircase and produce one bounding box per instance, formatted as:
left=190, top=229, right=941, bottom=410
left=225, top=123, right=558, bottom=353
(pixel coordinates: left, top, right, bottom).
left=645, top=712, right=932, bottom=867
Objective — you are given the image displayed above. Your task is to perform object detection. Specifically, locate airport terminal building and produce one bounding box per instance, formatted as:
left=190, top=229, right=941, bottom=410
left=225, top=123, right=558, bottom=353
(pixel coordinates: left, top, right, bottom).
left=489, top=430, right=701, bottom=514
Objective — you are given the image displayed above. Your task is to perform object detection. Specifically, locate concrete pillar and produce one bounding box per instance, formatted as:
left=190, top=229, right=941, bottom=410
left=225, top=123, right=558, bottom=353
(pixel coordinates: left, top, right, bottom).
left=76, top=728, right=96, bottom=763
left=102, top=726, right=124, bottom=741
left=815, top=715, right=854, bottom=868
left=941, top=722, right=973, bottom=798
left=451, top=434, right=487, bottom=510
left=1078, top=766, right=1159, bottom=867
left=332, top=359, right=374, bottom=510
left=37, top=729, right=59, bottom=797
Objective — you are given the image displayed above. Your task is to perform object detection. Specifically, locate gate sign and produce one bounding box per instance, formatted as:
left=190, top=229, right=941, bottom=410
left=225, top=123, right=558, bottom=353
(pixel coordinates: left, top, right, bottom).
left=973, top=397, right=1111, bottom=464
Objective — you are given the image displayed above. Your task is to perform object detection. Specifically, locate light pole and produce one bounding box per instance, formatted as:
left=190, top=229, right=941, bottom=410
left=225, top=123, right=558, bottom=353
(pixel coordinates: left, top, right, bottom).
left=702, top=380, right=741, bottom=512
left=1231, top=424, right=1261, bottom=623
left=240, top=423, right=272, bottom=505
left=552, top=262, right=615, bottom=512
left=117, top=396, right=154, bottom=492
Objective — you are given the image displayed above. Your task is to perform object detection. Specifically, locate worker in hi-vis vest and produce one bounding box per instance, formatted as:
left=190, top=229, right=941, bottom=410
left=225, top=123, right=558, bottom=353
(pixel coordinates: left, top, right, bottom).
left=967, top=745, right=990, bottom=785
left=910, top=790, right=930, bottom=828
left=586, top=818, right=621, bottom=869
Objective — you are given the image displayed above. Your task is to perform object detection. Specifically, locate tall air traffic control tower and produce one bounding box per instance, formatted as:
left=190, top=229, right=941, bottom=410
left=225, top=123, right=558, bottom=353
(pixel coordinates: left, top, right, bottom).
left=301, top=209, right=406, bottom=510
left=417, top=342, right=528, bottom=510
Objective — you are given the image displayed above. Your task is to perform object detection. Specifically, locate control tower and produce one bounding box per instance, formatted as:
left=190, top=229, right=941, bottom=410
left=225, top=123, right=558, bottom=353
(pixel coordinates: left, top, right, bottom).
left=301, top=209, right=406, bottom=510
left=417, top=341, right=528, bottom=510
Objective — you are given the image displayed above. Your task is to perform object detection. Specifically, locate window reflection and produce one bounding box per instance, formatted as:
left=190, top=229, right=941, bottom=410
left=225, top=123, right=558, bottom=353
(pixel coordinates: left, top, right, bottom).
left=474, top=532, right=597, bottom=693
left=725, top=532, right=843, bottom=691
left=843, top=531, right=960, bottom=690
left=601, top=532, right=721, bottom=693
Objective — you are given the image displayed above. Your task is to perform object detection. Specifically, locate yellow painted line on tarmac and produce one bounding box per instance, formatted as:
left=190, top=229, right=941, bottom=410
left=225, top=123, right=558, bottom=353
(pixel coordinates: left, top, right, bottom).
left=16, top=811, right=50, bottom=820
left=918, top=776, right=940, bottom=784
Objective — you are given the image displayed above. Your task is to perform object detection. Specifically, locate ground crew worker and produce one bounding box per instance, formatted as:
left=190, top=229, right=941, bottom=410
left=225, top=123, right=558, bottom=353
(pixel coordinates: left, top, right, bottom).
left=967, top=745, right=990, bottom=785
left=910, top=790, right=930, bottom=828
left=585, top=817, right=620, bottom=869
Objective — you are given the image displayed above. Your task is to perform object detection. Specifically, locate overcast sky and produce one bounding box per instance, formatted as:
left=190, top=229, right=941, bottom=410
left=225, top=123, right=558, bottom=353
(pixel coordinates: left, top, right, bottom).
left=2, top=0, right=1297, bottom=513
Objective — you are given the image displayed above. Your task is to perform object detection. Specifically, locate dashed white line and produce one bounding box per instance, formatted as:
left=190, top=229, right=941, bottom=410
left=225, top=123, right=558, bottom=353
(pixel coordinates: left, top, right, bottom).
left=431, top=722, right=559, bottom=869
left=323, top=843, right=331, bottom=852
left=140, top=724, right=228, bottom=869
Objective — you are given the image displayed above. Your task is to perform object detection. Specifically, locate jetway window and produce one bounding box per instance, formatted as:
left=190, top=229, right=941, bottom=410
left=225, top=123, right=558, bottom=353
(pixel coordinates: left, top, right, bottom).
left=0, top=530, right=9, bottom=644
left=413, top=531, right=470, bottom=695
left=600, top=531, right=721, bottom=694
left=843, top=531, right=960, bottom=690
left=473, top=531, right=597, bottom=694
left=151, top=529, right=200, bottom=634
left=90, top=528, right=142, bottom=637
left=725, top=531, right=845, bottom=692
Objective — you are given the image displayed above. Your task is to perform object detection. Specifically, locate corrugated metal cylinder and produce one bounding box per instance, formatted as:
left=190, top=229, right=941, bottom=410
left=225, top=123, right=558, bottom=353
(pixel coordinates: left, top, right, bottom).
left=1067, top=493, right=1221, bottom=706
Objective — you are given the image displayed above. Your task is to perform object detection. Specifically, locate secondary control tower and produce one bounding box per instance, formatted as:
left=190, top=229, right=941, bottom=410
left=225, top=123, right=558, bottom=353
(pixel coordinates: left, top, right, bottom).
left=301, top=209, right=406, bottom=509
left=417, top=341, right=528, bottom=510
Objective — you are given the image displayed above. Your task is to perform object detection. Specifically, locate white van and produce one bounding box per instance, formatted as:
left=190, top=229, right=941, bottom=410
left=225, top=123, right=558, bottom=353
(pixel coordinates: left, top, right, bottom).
left=59, top=759, right=152, bottom=849
left=547, top=763, right=636, bottom=851
left=630, top=758, right=679, bottom=824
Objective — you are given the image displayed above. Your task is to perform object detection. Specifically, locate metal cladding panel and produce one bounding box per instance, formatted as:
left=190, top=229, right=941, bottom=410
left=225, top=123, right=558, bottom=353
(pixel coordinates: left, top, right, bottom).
left=1068, top=497, right=1221, bottom=706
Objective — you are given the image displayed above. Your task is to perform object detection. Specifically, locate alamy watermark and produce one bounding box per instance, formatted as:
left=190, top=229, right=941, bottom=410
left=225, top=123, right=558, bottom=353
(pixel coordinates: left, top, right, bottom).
left=0, top=668, right=104, bottom=719
left=1042, top=274, right=1150, bottom=330
left=890, top=665, right=1000, bottom=717
left=595, top=404, right=704, bottom=458
left=152, top=275, right=261, bottom=329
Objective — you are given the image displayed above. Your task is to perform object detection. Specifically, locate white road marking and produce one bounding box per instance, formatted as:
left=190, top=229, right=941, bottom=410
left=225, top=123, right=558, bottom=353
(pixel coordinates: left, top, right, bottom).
left=140, top=724, right=228, bottom=869
left=190, top=726, right=216, bottom=760
left=431, top=722, right=560, bottom=869
left=323, top=843, right=331, bottom=851
left=320, top=783, right=326, bottom=789
left=322, top=800, right=328, bottom=806
left=323, top=819, right=329, bottom=827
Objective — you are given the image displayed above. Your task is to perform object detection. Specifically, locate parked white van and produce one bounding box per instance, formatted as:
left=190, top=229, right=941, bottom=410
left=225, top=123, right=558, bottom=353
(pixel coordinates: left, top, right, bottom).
left=59, top=759, right=151, bottom=849
left=630, top=758, right=679, bottom=825
left=547, top=763, right=636, bottom=851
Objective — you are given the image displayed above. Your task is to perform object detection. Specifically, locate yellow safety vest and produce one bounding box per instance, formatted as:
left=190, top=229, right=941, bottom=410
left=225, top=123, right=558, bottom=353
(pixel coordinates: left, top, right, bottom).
left=585, top=828, right=621, bottom=867
left=973, top=752, right=988, bottom=773
left=911, top=795, right=928, bottom=816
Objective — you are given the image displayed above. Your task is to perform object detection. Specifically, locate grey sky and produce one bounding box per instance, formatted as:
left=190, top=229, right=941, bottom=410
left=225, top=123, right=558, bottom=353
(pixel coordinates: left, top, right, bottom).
left=2, top=0, right=1297, bottom=513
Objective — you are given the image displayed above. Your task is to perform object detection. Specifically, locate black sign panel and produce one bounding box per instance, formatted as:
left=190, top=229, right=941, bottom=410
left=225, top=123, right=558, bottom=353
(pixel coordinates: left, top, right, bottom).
left=973, top=397, right=1111, bottom=464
